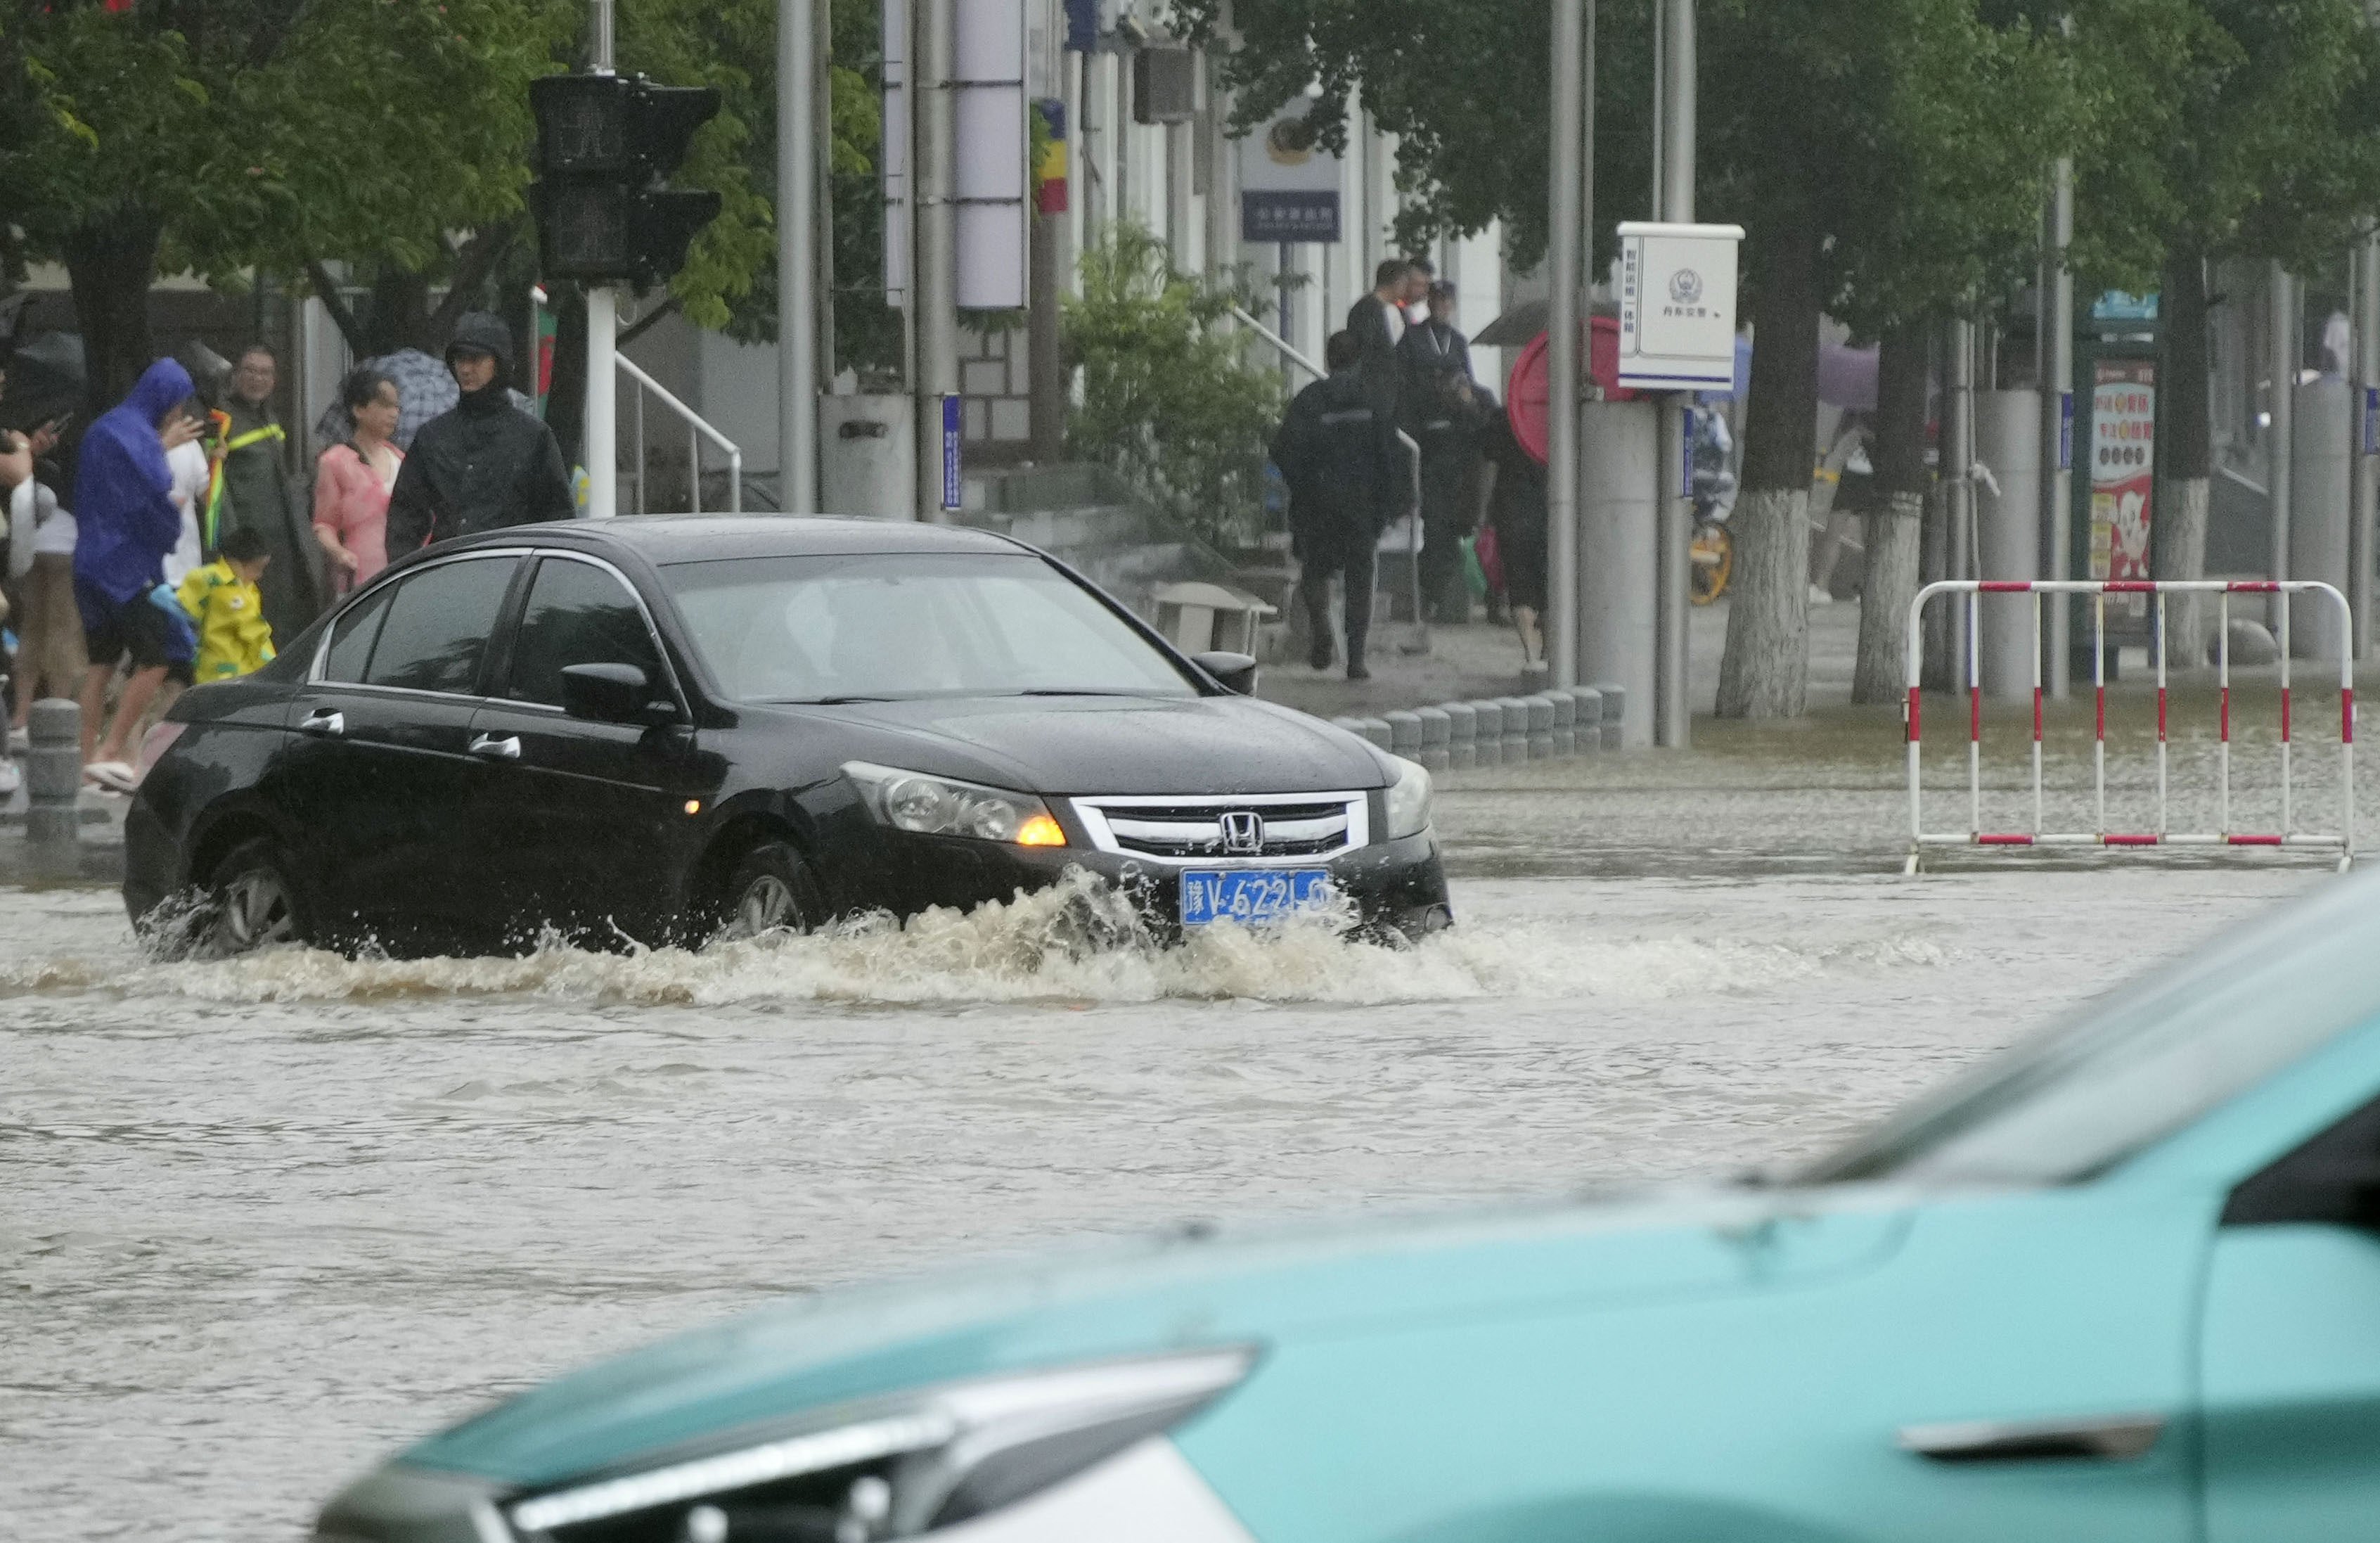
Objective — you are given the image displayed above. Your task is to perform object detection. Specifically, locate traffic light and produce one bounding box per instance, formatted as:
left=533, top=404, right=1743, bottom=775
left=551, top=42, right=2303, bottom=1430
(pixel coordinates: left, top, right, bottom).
left=527, top=72, right=723, bottom=287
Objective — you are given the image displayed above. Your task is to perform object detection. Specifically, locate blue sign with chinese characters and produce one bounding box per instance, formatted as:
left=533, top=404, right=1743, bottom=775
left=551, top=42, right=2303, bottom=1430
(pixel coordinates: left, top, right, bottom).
left=1242, top=191, right=1341, bottom=244
left=2059, top=390, right=2075, bottom=471
left=941, top=394, right=963, bottom=511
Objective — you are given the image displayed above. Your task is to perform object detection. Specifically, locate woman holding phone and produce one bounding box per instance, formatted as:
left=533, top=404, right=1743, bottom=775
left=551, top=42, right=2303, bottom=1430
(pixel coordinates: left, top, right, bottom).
left=311, top=366, right=402, bottom=593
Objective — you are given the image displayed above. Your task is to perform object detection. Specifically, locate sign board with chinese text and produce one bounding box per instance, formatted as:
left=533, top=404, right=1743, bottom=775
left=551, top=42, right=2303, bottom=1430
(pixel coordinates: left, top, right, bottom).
left=1615, top=221, right=1744, bottom=392
left=2089, top=359, right=2156, bottom=607
left=1240, top=101, right=1342, bottom=245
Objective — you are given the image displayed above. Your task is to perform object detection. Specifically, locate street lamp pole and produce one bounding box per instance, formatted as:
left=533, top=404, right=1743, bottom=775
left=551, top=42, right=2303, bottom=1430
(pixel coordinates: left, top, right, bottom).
left=778, top=0, right=819, bottom=513
left=1548, top=0, right=1585, bottom=691
left=1653, top=0, right=1695, bottom=748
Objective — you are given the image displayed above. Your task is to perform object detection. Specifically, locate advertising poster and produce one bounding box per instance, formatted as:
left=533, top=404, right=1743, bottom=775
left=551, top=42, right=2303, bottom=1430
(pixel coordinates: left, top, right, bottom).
left=2090, top=360, right=2156, bottom=599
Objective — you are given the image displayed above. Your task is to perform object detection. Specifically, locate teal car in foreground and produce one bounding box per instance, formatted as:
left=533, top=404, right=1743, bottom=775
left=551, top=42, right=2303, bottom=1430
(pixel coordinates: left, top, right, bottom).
left=321, top=873, right=2380, bottom=1543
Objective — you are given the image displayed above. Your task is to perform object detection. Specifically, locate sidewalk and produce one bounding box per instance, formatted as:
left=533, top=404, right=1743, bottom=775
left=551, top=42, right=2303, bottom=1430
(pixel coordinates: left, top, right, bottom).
left=1257, top=594, right=1865, bottom=721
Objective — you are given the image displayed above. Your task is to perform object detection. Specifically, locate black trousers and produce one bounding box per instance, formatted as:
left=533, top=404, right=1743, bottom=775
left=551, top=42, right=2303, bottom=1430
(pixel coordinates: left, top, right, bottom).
left=1299, top=531, right=1377, bottom=664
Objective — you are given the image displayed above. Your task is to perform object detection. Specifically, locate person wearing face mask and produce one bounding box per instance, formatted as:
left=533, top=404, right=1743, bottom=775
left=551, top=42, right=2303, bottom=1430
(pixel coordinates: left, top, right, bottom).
left=385, top=311, right=572, bottom=556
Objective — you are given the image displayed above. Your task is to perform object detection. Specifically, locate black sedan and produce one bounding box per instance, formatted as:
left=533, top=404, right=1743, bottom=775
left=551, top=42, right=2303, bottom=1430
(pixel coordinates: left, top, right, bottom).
left=124, top=517, right=1450, bottom=956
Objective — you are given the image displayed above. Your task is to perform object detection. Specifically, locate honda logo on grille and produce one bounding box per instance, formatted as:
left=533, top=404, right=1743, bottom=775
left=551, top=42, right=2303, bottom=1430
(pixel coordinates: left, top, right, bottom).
left=1219, top=810, right=1266, bottom=854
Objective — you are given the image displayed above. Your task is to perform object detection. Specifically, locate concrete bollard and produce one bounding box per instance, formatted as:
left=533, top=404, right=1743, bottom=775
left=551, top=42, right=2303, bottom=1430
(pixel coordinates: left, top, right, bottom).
left=1384, top=710, right=1423, bottom=762
left=1523, top=695, right=1556, bottom=759
left=1547, top=691, right=1576, bottom=756
left=1494, top=696, right=1532, bottom=762
left=1468, top=700, right=1503, bottom=768
left=1443, top=701, right=1477, bottom=770
left=1414, top=706, right=1451, bottom=772
left=1592, top=683, right=1627, bottom=750
left=1356, top=717, right=1393, bottom=750
left=1569, top=687, right=1604, bottom=753
left=1330, top=715, right=1368, bottom=740
left=26, top=698, right=82, bottom=852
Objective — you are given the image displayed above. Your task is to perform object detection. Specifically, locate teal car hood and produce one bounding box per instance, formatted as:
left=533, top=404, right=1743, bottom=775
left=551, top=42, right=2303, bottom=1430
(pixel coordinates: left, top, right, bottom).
left=405, top=1184, right=1912, bottom=1488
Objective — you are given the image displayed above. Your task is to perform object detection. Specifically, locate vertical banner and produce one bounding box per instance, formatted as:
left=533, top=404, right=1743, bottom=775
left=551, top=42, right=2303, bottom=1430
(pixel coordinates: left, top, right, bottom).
left=2364, top=385, right=2379, bottom=456
left=2058, top=389, right=2075, bottom=471
left=2090, top=360, right=2156, bottom=606
left=941, top=394, right=963, bottom=510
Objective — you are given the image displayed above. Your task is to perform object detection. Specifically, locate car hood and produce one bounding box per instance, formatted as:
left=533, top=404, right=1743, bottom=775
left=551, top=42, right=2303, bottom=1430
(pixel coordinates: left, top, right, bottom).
left=400, top=1184, right=1913, bottom=1489
left=766, top=693, right=1388, bottom=796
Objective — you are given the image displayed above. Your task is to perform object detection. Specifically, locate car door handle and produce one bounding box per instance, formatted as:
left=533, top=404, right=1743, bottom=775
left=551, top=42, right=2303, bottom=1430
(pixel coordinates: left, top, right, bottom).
left=1897, top=1412, right=2166, bottom=1464
left=468, top=734, right=522, bottom=761
left=299, top=709, right=345, bottom=737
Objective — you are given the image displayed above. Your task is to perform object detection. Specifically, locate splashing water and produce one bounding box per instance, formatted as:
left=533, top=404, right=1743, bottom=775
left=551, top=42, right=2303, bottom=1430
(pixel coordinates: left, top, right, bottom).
left=4, top=869, right=1948, bottom=1009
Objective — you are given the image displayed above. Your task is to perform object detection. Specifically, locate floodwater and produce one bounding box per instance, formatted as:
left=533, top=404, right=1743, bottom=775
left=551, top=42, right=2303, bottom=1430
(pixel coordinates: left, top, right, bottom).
left=0, top=736, right=2344, bottom=1539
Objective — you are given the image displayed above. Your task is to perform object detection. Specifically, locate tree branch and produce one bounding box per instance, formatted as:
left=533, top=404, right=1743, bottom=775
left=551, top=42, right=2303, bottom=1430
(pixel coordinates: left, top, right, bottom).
left=305, top=260, right=367, bottom=357
left=426, top=220, right=520, bottom=342
left=618, top=296, right=681, bottom=350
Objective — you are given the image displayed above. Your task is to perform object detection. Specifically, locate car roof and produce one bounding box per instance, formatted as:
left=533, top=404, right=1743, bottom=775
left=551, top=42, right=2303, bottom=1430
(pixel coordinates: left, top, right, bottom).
left=444, top=514, right=1029, bottom=565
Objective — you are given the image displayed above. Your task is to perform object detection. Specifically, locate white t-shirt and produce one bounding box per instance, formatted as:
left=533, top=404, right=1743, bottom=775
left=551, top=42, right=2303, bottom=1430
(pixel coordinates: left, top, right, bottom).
left=163, top=440, right=208, bottom=584
left=9, top=479, right=72, bottom=572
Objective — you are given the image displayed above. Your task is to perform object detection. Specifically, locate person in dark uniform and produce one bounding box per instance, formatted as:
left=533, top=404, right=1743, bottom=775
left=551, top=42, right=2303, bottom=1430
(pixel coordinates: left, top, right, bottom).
left=1271, top=330, right=1401, bottom=681
left=1346, top=258, right=1425, bottom=428
left=1476, top=401, right=1550, bottom=670
left=386, top=312, right=574, bottom=556
left=1398, top=279, right=1484, bottom=622
left=214, top=344, right=323, bottom=642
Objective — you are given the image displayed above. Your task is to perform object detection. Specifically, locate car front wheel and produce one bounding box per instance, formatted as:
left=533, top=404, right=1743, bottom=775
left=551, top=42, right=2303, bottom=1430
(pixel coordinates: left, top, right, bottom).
left=714, top=840, right=825, bottom=943
left=205, top=837, right=309, bottom=956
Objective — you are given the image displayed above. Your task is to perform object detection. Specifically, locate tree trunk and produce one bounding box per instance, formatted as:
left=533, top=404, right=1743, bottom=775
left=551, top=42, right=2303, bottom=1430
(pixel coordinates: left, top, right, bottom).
left=1853, top=320, right=1931, bottom=703
left=2161, top=246, right=2213, bottom=667
left=1716, top=200, right=1822, bottom=719
left=547, top=283, right=588, bottom=470
left=63, top=207, right=163, bottom=420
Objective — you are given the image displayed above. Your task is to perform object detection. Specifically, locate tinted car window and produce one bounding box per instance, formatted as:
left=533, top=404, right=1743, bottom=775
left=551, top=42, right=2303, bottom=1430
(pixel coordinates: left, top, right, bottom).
left=321, top=584, right=393, bottom=684
left=364, top=557, right=517, bottom=695
left=506, top=557, right=664, bottom=708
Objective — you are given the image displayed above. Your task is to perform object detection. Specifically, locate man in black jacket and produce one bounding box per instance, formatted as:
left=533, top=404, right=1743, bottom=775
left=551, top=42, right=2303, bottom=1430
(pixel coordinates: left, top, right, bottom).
left=1271, top=330, right=1400, bottom=680
left=1398, top=280, right=1484, bottom=622
left=386, top=312, right=573, bottom=556
left=1344, top=258, right=1422, bottom=423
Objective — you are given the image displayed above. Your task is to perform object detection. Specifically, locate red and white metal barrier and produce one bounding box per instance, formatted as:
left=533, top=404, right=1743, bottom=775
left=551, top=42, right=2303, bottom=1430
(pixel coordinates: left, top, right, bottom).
left=1905, top=580, right=2354, bottom=873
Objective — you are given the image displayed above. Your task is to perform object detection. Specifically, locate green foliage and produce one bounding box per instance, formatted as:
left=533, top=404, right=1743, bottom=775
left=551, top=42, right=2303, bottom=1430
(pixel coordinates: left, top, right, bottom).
left=1063, top=224, right=1285, bottom=551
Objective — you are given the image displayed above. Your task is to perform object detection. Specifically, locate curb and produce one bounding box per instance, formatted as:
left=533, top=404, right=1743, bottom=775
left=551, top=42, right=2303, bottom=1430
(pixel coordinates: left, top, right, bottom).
left=1331, top=684, right=1626, bottom=768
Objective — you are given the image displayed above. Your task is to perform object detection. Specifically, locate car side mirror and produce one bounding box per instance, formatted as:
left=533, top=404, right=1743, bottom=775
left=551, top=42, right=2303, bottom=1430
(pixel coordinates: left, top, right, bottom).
left=1193, top=651, right=1259, bottom=695
left=560, top=662, right=675, bottom=725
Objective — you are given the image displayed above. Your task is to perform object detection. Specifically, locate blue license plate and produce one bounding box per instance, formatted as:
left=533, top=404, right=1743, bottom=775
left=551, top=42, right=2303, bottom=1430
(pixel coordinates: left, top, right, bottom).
left=1178, top=869, right=1335, bottom=928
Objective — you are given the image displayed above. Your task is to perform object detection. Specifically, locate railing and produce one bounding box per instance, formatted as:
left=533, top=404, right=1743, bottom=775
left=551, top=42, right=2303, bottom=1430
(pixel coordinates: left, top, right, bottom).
left=617, top=352, right=742, bottom=516
left=1904, top=580, right=2354, bottom=874
left=1228, top=305, right=1428, bottom=650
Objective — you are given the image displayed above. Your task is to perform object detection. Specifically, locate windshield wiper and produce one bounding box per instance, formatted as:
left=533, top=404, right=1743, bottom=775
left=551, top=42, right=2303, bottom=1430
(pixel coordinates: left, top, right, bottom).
left=1013, top=689, right=1152, bottom=698
left=779, top=695, right=894, bottom=705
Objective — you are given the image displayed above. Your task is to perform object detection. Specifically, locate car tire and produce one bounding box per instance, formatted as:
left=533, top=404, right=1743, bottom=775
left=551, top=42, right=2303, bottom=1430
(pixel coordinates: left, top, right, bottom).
left=713, top=840, right=825, bottom=943
left=205, top=837, right=310, bottom=956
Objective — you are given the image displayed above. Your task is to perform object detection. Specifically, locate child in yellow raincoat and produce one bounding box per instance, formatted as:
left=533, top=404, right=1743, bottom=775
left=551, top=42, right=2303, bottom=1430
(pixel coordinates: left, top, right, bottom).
left=174, top=525, right=277, bottom=681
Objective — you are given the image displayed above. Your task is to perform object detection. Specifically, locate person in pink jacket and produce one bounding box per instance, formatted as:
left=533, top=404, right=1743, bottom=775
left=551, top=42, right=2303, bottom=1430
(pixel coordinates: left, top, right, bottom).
left=311, top=366, right=402, bottom=593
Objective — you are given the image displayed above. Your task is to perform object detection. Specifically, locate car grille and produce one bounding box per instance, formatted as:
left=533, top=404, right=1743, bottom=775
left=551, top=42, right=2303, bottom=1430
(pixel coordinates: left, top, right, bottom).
left=1072, top=793, right=1369, bottom=863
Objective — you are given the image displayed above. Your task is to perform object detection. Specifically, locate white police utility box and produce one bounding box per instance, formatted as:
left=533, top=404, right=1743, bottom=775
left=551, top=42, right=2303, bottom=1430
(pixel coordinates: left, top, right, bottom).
left=1615, top=221, right=1744, bottom=392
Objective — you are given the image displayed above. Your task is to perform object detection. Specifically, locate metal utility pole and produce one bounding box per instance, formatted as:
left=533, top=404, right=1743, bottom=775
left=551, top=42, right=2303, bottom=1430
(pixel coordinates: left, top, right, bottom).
left=778, top=0, right=818, bottom=512
left=1548, top=0, right=1585, bottom=691
left=913, top=0, right=958, bottom=520
left=1947, top=316, right=1976, bottom=681
left=1652, top=0, right=1694, bottom=749
left=2043, top=155, right=2073, bottom=696
left=585, top=0, right=619, bottom=520
left=2271, top=262, right=2296, bottom=624
left=2356, top=231, right=2379, bottom=660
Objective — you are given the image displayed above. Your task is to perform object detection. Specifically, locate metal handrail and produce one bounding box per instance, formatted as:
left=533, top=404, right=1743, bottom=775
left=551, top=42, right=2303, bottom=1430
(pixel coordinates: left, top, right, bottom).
left=1230, top=305, right=1429, bottom=653
left=614, top=352, right=742, bottom=516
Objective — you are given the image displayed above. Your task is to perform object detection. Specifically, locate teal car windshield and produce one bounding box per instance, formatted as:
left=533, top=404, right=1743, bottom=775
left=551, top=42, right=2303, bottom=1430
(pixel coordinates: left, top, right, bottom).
left=661, top=552, right=1198, bottom=704
left=1805, top=874, right=2380, bottom=1186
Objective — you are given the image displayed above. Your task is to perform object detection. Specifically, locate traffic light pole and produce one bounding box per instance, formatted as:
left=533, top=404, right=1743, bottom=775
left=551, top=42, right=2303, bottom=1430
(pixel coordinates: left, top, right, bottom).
left=778, top=0, right=819, bottom=513
left=586, top=0, right=619, bottom=520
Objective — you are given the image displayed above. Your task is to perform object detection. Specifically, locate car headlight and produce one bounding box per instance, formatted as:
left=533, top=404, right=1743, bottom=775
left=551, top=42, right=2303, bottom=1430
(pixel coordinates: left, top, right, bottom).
left=499, top=1347, right=1256, bottom=1540
left=844, top=762, right=1066, bottom=847
left=1383, top=755, right=1433, bottom=841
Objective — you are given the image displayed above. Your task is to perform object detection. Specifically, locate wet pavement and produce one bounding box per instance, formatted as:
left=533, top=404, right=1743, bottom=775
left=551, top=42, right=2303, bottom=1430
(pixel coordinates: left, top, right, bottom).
left=0, top=715, right=2359, bottom=1538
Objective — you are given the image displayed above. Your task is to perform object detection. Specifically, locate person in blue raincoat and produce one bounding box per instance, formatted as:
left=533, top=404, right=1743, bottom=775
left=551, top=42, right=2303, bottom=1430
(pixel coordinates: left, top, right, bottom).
left=74, top=358, right=202, bottom=779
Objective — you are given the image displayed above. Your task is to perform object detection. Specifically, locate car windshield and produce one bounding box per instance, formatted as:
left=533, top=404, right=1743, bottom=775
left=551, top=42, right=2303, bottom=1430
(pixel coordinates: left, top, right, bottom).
left=660, top=551, right=1199, bottom=704
left=1801, top=873, right=2380, bottom=1187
